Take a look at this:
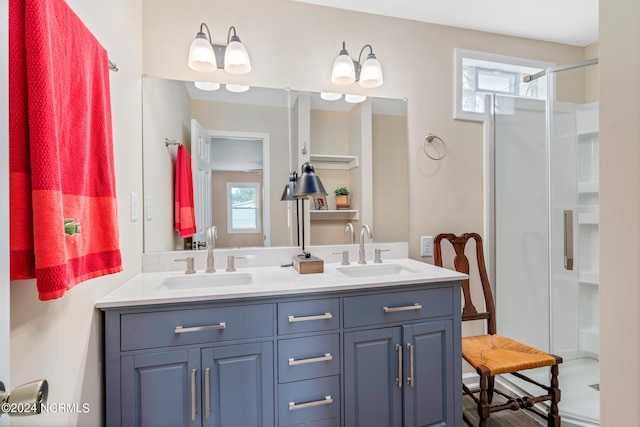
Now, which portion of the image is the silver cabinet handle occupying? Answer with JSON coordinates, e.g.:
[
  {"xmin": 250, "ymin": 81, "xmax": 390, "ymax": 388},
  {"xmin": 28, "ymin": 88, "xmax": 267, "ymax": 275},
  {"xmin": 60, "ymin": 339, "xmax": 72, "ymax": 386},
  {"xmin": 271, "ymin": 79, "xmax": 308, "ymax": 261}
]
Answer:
[
  {"xmin": 396, "ymin": 344, "xmax": 403, "ymax": 388},
  {"xmin": 205, "ymin": 368, "xmax": 211, "ymax": 420},
  {"xmin": 406, "ymin": 343, "xmax": 414, "ymax": 387},
  {"xmin": 288, "ymin": 353, "xmax": 333, "ymax": 366},
  {"xmin": 383, "ymin": 303, "xmax": 422, "ymax": 313},
  {"xmin": 288, "ymin": 395, "xmax": 333, "ymax": 411},
  {"xmin": 190, "ymin": 369, "xmax": 197, "ymax": 421},
  {"xmin": 174, "ymin": 323, "xmax": 226, "ymax": 333},
  {"xmin": 288, "ymin": 313, "xmax": 333, "ymax": 323},
  {"xmin": 564, "ymin": 210, "xmax": 574, "ymax": 270}
]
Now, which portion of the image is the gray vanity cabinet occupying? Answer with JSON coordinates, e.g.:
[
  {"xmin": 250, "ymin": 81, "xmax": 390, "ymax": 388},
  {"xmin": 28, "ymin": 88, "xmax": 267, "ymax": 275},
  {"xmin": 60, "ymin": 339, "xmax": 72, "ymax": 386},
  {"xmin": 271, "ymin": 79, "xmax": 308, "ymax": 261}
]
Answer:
[
  {"xmin": 201, "ymin": 342, "xmax": 274, "ymax": 427},
  {"xmin": 343, "ymin": 289, "xmax": 458, "ymax": 427},
  {"xmin": 120, "ymin": 348, "xmax": 201, "ymax": 427},
  {"xmin": 102, "ymin": 280, "xmax": 461, "ymax": 427}
]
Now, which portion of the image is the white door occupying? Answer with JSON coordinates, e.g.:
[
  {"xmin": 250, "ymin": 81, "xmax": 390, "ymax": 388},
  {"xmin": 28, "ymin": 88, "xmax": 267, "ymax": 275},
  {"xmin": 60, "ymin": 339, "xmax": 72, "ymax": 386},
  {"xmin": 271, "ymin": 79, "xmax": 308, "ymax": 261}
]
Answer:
[
  {"xmin": 191, "ymin": 119, "xmax": 213, "ymax": 247},
  {"xmin": 1, "ymin": 0, "xmax": 11, "ymax": 423}
]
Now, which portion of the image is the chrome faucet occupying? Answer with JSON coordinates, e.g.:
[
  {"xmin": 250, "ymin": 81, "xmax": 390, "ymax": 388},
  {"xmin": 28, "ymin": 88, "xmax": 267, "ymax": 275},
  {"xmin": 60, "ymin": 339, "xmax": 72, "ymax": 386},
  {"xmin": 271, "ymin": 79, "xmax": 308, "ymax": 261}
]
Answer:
[
  {"xmin": 358, "ymin": 224, "xmax": 373, "ymax": 264},
  {"xmin": 345, "ymin": 222, "xmax": 355, "ymax": 244},
  {"xmin": 226, "ymin": 255, "xmax": 246, "ymax": 272},
  {"xmin": 205, "ymin": 226, "xmax": 217, "ymax": 273}
]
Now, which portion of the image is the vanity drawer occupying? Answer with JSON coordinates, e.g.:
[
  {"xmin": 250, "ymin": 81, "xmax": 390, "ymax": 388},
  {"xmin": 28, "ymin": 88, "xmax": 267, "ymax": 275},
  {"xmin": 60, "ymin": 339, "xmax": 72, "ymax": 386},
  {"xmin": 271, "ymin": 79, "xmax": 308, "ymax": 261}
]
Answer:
[
  {"xmin": 278, "ymin": 376, "xmax": 340, "ymax": 427},
  {"xmin": 278, "ymin": 299, "xmax": 340, "ymax": 335},
  {"xmin": 343, "ymin": 287, "xmax": 453, "ymax": 328},
  {"xmin": 278, "ymin": 334, "xmax": 340, "ymax": 383},
  {"xmin": 120, "ymin": 304, "xmax": 273, "ymax": 351}
]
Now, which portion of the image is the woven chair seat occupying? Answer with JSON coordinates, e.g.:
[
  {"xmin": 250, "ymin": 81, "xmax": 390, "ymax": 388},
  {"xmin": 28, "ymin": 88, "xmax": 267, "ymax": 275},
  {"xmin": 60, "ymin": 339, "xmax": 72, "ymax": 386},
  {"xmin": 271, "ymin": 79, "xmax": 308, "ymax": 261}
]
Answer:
[{"xmin": 463, "ymin": 334, "xmax": 559, "ymax": 376}]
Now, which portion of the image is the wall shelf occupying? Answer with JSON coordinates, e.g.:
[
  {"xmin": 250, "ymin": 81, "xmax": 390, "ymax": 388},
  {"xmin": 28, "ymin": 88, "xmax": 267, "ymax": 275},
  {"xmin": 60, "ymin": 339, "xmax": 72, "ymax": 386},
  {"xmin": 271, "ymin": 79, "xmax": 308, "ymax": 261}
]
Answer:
[
  {"xmin": 310, "ymin": 154, "xmax": 359, "ymax": 170},
  {"xmin": 310, "ymin": 209, "xmax": 359, "ymax": 221}
]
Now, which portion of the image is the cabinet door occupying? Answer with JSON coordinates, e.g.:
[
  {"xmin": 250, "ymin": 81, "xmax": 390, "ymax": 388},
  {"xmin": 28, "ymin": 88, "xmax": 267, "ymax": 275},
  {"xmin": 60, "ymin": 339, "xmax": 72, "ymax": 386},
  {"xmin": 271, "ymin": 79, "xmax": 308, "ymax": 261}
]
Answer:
[
  {"xmin": 402, "ymin": 320, "xmax": 454, "ymax": 427},
  {"xmin": 344, "ymin": 328, "xmax": 402, "ymax": 427},
  {"xmin": 202, "ymin": 342, "xmax": 274, "ymax": 427},
  {"xmin": 121, "ymin": 349, "xmax": 201, "ymax": 427}
]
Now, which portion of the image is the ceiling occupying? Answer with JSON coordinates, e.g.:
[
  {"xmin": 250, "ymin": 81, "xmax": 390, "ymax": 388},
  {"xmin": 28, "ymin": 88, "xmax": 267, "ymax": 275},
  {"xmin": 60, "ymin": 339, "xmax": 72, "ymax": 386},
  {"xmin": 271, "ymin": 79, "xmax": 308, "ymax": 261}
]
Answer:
[{"xmin": 294, "ymin": 0, "xmax": 598, "ymax": 47}]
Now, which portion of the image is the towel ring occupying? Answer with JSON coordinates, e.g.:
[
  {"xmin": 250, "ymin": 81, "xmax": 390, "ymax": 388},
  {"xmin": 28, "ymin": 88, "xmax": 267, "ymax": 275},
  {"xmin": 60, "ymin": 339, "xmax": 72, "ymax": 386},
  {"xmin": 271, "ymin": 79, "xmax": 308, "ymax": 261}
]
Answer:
[
  {"xmin": 423, "ymin": 133, "xmax": 447, "ymax": 161},
  {"xmin": 165, "ymin": 138, "xmax": 180, "ymax": 147}
]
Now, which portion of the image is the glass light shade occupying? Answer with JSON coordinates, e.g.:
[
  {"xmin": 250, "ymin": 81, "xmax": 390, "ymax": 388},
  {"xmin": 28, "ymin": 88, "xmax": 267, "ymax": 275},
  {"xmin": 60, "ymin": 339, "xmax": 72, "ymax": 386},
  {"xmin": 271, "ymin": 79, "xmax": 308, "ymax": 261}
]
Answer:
[
  {"xmin": 195, "ymin": 81, "xmax": 221, "ymax": 91},
  {"xmin": 188, "ymin": 36, "xmax": 217, "ymax": 72},
  {"xmin": 344, "ymin": 94, "xmax": 367, "ymax": 104},
  {"xmin": 224, "ymin": 40, "xmax": 252, "ymax": 74},
  {"xmin": 359, "ymin": 55, "xmax": 384, "ymax": 88},
  {"xmin": 293, "ymin": 163, "xmax": 327, "ymax": 198},
  {"xmin": 332, "ymin": 53, "xmax": 356, "ymax": 85},
  {"xmin": 225, "ymin": 84, "xmax": 250, "ymax": 93},
  {"xmin": 320, "ymin": 92, "xmax": 342, "ymax": 101}
]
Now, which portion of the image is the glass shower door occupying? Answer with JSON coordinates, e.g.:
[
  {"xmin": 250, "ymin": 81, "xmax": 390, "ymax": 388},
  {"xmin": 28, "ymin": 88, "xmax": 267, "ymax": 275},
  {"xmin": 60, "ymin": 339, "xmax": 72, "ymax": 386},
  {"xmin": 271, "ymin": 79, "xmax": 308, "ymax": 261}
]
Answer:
[
  {"xmin": 493, "ymin": 95, "xmax": 550, "ymax": 352},
  {"xmin": 490, "ymin": 61, "xmax": 600, "ymax": 425}
]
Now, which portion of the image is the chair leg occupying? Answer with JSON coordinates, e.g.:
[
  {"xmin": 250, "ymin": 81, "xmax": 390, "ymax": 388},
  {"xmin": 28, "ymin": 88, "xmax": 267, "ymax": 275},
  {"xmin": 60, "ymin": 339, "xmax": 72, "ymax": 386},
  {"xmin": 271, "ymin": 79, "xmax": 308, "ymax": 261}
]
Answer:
[
  {"xmin": 477, "ymin": 368, "xmax": 491, "ymax": 427},
  {"xmin": 548, "ymin": 364, "xmax": 561, "ymax": 427},
  {"xmin": 487, "ymin": 375, "xmax": 495, "ymax": 404}
]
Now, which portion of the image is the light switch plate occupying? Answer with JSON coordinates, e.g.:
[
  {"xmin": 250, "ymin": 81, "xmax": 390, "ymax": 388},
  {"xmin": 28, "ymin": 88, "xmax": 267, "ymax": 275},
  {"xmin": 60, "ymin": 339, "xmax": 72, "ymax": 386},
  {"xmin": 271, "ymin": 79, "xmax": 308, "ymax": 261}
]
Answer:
[{"xmin": 130, "ymin": 193, "xmax": 138, "ymax": 222}]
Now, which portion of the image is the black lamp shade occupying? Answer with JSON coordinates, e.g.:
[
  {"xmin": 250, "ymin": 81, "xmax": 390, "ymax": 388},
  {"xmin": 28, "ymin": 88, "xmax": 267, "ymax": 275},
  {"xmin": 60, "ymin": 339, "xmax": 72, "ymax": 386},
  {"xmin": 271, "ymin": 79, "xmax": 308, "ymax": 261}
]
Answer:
[
  {"xmin": 280, "ymin": 183, "xmax": 295, "ymax": 201},
  {"xmin": 293, "ymin": 162, "xmax": 327, "ymax": 198}
]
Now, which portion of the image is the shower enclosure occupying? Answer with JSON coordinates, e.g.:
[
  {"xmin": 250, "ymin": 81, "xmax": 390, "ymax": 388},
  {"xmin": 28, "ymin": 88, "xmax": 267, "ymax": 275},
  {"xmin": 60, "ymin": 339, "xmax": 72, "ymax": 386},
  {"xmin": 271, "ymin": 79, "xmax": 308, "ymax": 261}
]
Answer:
[{"xmin": 484, "ymin": 59, "xmax": 599, "ymax": 426}]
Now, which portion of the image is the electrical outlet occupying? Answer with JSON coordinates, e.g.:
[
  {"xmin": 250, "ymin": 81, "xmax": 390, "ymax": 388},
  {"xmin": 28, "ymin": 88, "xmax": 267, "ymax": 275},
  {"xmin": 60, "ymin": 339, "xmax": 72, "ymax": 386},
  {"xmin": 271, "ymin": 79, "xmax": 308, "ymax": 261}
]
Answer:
[
  {"xmin": 421, "ymin": 236, "xmax": 434, "ymax": 257},
  {"xmin": 130, "ymin": 193, "xmax": 138, "ymax": 222}
]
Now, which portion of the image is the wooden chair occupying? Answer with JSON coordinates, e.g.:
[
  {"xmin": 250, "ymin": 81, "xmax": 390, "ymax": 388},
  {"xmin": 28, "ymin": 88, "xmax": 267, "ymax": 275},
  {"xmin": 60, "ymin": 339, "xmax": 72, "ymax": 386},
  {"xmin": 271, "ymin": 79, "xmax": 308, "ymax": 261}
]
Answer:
[{"xmin": 434, "ymin": 233, "xmax": 562, "ymax": 427}]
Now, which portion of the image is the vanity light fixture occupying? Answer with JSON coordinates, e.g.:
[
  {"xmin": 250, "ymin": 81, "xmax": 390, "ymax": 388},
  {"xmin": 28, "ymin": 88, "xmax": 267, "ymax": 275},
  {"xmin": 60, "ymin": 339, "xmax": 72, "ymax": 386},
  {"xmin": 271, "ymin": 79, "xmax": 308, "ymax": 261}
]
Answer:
[
  {"xmin": 188, "ymin": 23, "xmax": 251, "ymax": 74},
  {"xmin": 194, "ymin": 81, "xmax": 221, "ymax": 91},
  {"xmin": 331, "ymin": 41, "xmax": 383, "ymax": 88},
  {"xmin": 225, "ymin": 84, "xmax": 250, "ymax": 93},
  {"xmin": 344, "ymin": 94, "xmax": 367, "ymax": 104},
  {"xmin": 320, "ymin": 92, "xmax": 342, "ymax": 101}
]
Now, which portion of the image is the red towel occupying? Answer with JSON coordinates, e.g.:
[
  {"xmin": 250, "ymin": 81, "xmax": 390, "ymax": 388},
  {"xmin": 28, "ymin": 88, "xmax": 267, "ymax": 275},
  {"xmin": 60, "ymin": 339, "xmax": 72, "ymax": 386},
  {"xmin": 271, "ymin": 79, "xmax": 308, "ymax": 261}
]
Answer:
[
  {"xmin": 175, "ymin": 145, "xmax": 196, "ymax": 238},
  {"xmin": 9, "ymin": 0, "xmax": 123, "ymax": 300}
]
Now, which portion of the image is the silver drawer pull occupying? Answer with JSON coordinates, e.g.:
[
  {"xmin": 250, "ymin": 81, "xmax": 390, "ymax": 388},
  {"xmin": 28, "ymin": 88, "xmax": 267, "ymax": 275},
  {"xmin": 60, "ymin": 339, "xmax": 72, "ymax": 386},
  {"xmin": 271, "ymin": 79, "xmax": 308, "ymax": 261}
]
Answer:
[
  {"xmin": 288, "ymin": 353, "xmax": 333, "ymax": 366},
  {"xmin": 383, "ymin": 303, "xmax": 422, "ymax": 313},
  {"xmin": 288, "ymin": 395, "xmax": 333, "ymax": 411},
  {"xmin": 190, "ymin": 369, "xmax": 197, "ymax": 421},
  {"xmin": 175, "ymin": 323, "xmax": 226, "ymax": 333},
  {"xmin": 288, "ymin": 312, "xmax": 333, "ymax": 323}
]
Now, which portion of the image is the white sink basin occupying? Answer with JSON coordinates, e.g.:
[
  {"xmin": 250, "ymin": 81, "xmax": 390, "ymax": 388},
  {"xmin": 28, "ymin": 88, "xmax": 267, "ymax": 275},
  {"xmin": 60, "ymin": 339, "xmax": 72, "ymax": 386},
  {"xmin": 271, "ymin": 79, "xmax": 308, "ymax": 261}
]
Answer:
[
  {"xmin": 336, "ymin": 263, "xmax": 417, "ymax": 278},
  {"xmin": 159, "ymin": 272, "xmax": 253, "ymax": 290}
]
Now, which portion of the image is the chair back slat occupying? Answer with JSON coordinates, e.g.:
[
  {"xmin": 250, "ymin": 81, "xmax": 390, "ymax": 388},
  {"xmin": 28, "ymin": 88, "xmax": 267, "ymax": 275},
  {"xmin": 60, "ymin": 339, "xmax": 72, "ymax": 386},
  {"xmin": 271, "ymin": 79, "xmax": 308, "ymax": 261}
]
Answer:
[{"xmin": 434, "ymin": 233, "xmax": 497, "ymax": 335}]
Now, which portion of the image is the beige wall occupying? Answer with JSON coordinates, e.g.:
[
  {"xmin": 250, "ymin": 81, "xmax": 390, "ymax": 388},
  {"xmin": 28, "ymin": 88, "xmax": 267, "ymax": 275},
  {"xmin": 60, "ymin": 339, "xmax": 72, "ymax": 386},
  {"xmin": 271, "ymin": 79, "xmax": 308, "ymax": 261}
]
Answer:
[
  {"xmin": 212, "ymin": 170, "xmax": 264, "ymax": 247},
  {"xmin": 600, "ymin": 0, "xmax": 640, "ymax": 423},
  {"xmin": 7, "ymin": 0, "xmax": 638, "ymax": 424},
  {"xmin": 9, "ymin": 0, "xmax": 143, "ymax": 426}
]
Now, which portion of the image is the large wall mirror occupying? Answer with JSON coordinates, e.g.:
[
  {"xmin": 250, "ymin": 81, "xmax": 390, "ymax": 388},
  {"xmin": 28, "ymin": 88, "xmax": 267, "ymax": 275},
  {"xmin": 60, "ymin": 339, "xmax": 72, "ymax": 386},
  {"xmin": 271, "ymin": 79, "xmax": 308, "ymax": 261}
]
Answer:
[{"xmin": 142, "ymin": 76, "xmax": 408, "ymax": 252}]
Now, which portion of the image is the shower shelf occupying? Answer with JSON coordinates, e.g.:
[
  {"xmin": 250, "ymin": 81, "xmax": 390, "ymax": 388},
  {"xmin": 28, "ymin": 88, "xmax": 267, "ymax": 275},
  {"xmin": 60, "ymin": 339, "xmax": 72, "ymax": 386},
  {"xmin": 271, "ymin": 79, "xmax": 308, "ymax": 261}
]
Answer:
[
  {"xmin": 578, "ymin": 213, "xmax": 599, "ymax": 225},
  {"xmin": 579, "ymin": 271, "xmax": 599, "ymax": 285},
  {"xmin": 577, "ymin": 182, "xmax": 599, "ymax": 193}
]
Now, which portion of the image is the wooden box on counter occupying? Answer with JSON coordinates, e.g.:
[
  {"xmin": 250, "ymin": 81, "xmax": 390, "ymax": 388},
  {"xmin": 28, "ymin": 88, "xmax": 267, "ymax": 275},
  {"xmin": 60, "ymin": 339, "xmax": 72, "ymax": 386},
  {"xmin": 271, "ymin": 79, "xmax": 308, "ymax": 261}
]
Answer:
[{"xmin": 292, "ymin": 254, "xmax": 324, "ymax": 274}]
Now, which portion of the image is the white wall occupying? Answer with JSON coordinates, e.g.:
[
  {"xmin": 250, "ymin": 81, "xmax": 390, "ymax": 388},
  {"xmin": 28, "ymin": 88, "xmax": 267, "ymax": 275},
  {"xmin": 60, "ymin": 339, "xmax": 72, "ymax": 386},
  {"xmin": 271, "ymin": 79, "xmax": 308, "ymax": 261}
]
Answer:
[
  {"xmin": 8, "ymin": 0, "xmax": 143, "ymax": 426},
  {"xmin": 599, "ymin": 0, "xmax": 640, "ymax": 423}
]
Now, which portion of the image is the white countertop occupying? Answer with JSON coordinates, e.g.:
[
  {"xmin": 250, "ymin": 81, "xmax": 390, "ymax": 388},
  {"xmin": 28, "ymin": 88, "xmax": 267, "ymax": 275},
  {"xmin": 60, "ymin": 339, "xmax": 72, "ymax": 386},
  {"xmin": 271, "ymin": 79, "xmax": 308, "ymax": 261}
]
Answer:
[{"xmin": 95, "ymin": 258, "xmax": 467, "ymax": 309}]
